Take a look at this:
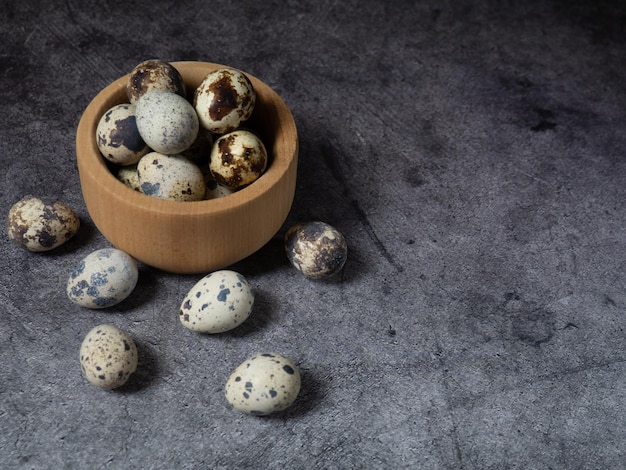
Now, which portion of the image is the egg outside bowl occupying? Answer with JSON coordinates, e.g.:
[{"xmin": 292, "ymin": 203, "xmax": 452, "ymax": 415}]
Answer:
[{"xmin": 76, "ymin": 61, "xmax": 298, "ymax": 274}]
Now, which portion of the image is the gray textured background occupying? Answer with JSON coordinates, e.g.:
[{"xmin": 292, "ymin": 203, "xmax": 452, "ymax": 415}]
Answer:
[{"xmin": 1, "ymin": 0, "xmax": 626, "ymax": 468}]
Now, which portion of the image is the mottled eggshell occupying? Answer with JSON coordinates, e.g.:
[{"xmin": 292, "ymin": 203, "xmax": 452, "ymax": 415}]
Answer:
[
  {"xmin": 194, "ymin": 67, "xmax": 256, "ymax": 134},
  {"xmin": 284, "ymin": 221, "xmax": 348, "ymax": 279},
  {"xmin": 204, "ymin": 177, "xmax": 236, "ymax": 200},
  {"xmin": 67, "ymin": 248, "xmax": 139, "ymax": 309},
  {"xmin": 116, "ymin": 164, "xmax": 142, "ymax": 192},
  {"xmin": 79, "ymin": 324, "xmax": 138, "ymax": 389},
  {"xmin": 6, "ymin": 196, "xmax": 80, "ymax": 252},
  {"xmin": 135, "ymin": 90, "xmax": 199, "ymax": 155},
  {"xmin": 179, "ymin": 270, "xmax": 254, "ymax": 333},
  {"xmin": 225, "ymin": 353, "xmax": 301, "ymax": 416},
  {"xmin": 126, "ymin": 59, "xmax": 186, "ymax": 104},
  {"xmin": 137, "ymin": 152, "xmax": 205, "ymax": 202},
  {"xmin": 210, "ymin": 130, "xmax": 267, "ymax": 190},
  {"xmin": 96, "ymin": 103, "xmax": 149, "ymax": 165}
]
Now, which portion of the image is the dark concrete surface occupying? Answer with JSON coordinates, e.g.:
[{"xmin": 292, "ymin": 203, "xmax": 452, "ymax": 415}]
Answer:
[{"xmin": 2, "ymin": 1, "xmax": 626, "ymax": 468}]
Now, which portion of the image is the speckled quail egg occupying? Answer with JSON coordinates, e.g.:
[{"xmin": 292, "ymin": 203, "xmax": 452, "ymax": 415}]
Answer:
[
  {"xmin": 210, "ymin": 130, "xmax": 267, "ymax": 189},
  {"xmin": 137, "ymin": 152, "xmax": 205, "ymax": 201},
  {"xmin": 96, "ymin": 103, "xmax": 149, "ymax": 165},
  {"xmin": 204, "ymin": 177, "xmax": 236, "ymax": 200},
  {"xmin": 199, "ymin": 165, "xmax": 236, "ymax": 200},
  {"xmin": 79, "ymin": 324, "xmax": 138, "ymax": 389},
  {"xmin": 116, "ymin": 164, "xmax": 142, "ymax": 192},
  {"xmin": 225, "ymin": 352, "xmax": 301, "ymax": 416},
  {"xmin": 126, "ymin": 59, "xmax": 186, "ymax": 104},
  {"xmin": 67, "ymin": 248, "xmax": 139, "ymax": 309},
  {"xmin": 179, "ymin": 270, "xmax": 254, "ymax": 333},
  {"xmin": 194, "ymin": 67, "xmax": 256, "ymax": 134},
  {"xmin": 285, "ymin": 221, "xmax": 348, "ymax": 279},
  {"xmin": 135, "ymin": 90, "xmax": 199, "ymax": 155},
  {"xmin": 6, "ymin": 196, "xmax": 80, "ymax": 252}
]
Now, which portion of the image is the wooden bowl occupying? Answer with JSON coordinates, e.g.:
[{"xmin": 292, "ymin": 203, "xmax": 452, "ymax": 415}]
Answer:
[{"xmin": 75, "ymin": 61, "xmax": 298, "ymax": 274}]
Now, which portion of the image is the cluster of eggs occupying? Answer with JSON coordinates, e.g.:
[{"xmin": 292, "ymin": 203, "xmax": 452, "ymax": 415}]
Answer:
[
  {"xmin": 96, "ymin": 59, "xmax": 268, "ymax": 202},
  {"xmin": 6, "ymin": 59, "xmax": 350, "ymax": 417},
  {"xmin": 71, "ymin": 259, "xmax": 303, "ymax": 414},
  {"xmin": 6, "ymin": 193, "xmax": 346, "ymax": 415}
]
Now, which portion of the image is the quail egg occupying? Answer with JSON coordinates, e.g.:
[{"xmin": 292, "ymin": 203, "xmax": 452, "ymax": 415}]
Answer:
[
  {"xmin": 135, "ymin": 90, "xmax": 199, "ymax": 155},
  {"xmin": 284, "ymin": 221, "xmax": 348, "ymax": 279},
  {"xmin": 96, "ymin": 103, "xmax": 149, "ymax": 166},
  {"xmin": 79, "ymin": 324, "xmax": 138, "ymax": 389},
  {"xmin": 194, "ymin": 67, "xmax": 256, "ymax": 134},
  {"xmin": 225, "ymin": 352, "xmax": 301, "ymax": 416},
  {"xmin": 210, "ymin": 130, "xmax": 267, "ymax": 190},
  {"xmin": 204, "ymin": 177, "xmax": 236, "ymax": 200},
  {"xmin": 137, "ymin": 152, "xmax": 205, "ymax": 201},
  {"xmin": 6, "ymin": 196, "xmax": 80, "ymax": 252},
  {"xmin": 126, "ymin": 59, "xmax": 186, "ymax": 104},
  {"xmin": 116, "ymin": 164, "xmax": 142, "ymax": 192},
  {"xmin": 67, "ymin": 248, "xmax": 139, "ymax": 309},
  {"xmin": 179, "ymin": 270, "xmax": 254, "ymax": 333}
]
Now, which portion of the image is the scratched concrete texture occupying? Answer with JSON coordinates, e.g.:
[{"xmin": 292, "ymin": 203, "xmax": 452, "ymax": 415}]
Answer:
[{"xmin": 1, "ymin": 0, "xmax": 625, "ymax": 468}]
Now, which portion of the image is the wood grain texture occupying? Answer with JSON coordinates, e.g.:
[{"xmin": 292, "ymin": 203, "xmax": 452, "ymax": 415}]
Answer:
[{"xmin": 75, "ymin": 62, "xmax": 298, "ymax": 274}]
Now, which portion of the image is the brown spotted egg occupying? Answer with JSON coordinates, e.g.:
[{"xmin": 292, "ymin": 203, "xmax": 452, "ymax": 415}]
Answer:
[
  {"xmin": 179, "ymin": 270, "xmax": 254, "ymax": 333},
  {"xmin": 137, "ymin": 152, "xmax": 205, "ymax": 201},
  {"xmin": 96, "ymin": 103, "xmax": 149, "ymax": 166},
  {"xmin": 135, "ymin": 90, "xmax": 199, "ymax": 155},
  {"xmin": 225, "ymin": 352, "xmax": 301, "ymax": 416},
  {"xmin": 199, "ymin": 164, "xmax": 236, "ymax": 200},
  {"xmin": 210, "ymin": 130, "xmax": 267, "ymax": 190},
  {"xmin": 194, "ymin": 67, "xmax": 256, "ymax": 134},
  {"xmin": 79, "ymin": 324, "xmax": 138, "ymax": 389},
  {"xmin": 126, "ymin": 59, "xmax": 186, "ymax": 104},
  {"xmin": 204, "ymin": 177, "xmax": 236, "ymax": 200},
  {"xmin": 6, "ymin": 196, "xmax": 80, "ymax": 252},
  {"xmin": 284, "ymin": 221, "xmax": 348, "ymax": 279}
]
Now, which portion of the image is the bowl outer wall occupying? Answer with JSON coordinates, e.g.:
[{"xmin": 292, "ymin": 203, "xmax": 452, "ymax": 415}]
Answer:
[{"xmin": 75, "ymin": 61, "xmax": 298, "ymax": 274}]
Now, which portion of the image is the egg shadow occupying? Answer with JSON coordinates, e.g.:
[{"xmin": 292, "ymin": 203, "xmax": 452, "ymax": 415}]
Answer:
[
  {"xmin": 109, "ymin": 264, "xmax": 159, "ymax": 312},
  {"xmin": 117, "ymin": 337, "xmax": 160, "ymax": 393},
  {"xmin": 230, "ymin": 236, "xmax": 289, "ymax": 277},
  {"xmin": 219, "ymin": 288, "xmax": 276, "ymax": 338},
  {"xmin": 333, "ymin": 243, "xmax": 365, "ymax": 284},
  {"xmin": 261, "ymin": 366, "xmax": 327, "ymax": 419}
]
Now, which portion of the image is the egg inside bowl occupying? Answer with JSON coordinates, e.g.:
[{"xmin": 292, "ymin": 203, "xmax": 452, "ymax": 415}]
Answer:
[{"xmin": 75, "ymin": 61, "xmax": 298, "ymax": 274}]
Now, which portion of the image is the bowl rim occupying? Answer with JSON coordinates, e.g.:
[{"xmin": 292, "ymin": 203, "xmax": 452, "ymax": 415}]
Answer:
[{"xmin": 76, "ymin": 60, "xmax": 297, "ymax": 218}]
